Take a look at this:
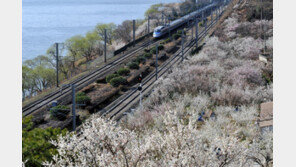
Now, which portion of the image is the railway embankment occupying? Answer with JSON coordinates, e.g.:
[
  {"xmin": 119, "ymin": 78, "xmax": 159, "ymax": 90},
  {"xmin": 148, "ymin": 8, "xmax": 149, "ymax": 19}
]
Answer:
[
  {"xmin": 24, "ymin": 1, "xmax": 229, "ymax": 130},
  {"xmin": 29, "ymin": 28, "xmax": 197, "ymax": 129}
]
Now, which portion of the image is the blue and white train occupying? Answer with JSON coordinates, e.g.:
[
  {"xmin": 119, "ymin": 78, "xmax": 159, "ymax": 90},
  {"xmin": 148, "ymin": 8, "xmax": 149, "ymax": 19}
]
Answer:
[{"xmin": 153, "ymin": 1, "xmax": 223, "ymax": 38}]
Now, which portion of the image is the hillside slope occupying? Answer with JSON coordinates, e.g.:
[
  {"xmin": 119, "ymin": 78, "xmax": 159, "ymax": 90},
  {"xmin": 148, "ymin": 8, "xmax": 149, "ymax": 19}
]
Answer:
[{"xmin": 41, "ymin": 1, "xmax": 273, "ymax": 166}]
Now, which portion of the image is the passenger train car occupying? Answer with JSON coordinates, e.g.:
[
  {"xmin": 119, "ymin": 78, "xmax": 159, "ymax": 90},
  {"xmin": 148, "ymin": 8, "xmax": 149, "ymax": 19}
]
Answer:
[{"xmin": 153, "ymin": 1, "xmax": 221, "ymax": 38}]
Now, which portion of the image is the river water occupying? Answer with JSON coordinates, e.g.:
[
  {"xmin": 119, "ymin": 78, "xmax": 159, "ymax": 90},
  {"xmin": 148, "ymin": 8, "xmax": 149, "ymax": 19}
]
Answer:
[{"xmin": 22, "ymin": 0, "xmax": 179, "ymax": 61}]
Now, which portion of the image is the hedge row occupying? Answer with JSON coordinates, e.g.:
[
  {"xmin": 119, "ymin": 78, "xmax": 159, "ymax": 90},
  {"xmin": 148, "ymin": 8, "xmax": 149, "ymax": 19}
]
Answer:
[
  {"xmin": 106, "ymin": 73, "xmax": 120, "ymax": 83},
  {"xmin": 150, "ymin": 44, "xmax": 164, "ymax": 54},
  {"xmin": 127, "ymin": 62, "xmax": 139, "ymax": 69},
  {"xmin": 117, "ymin": 67, "xmax": 130, "ymax": 76},
  {"xmin": 144, "ymin": 52, "xmax": 152, "ymax": 59},
  {"xmin": 173, "ymin": 33, "xmax": 181, "ymax": 40},
  {"xmin": 50, "ymin": 105, "xmax": 70, "ymax": 120},
  {"xmin": 75, "ymin": 92, "xmax": 91, "ymax": 105},
  {"xmin": 110, "ymin": 76, "xmax": 127, "ymax": 87},
  {"xmin": 160, "ymin": 38, "xmax": 172, "ymax": 45}
]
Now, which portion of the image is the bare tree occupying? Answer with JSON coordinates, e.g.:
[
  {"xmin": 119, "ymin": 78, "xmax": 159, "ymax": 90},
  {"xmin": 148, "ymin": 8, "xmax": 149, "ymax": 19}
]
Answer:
[{"xmin": 115, "ymin": 20, "xmax": 133, "ymax": 43}]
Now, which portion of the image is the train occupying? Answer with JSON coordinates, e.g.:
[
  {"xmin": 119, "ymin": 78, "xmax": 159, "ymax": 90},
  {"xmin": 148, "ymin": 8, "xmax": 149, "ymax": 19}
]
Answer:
[{"xmin": 153, "ymin": 1, "xmax": 222, "ymax": 38}]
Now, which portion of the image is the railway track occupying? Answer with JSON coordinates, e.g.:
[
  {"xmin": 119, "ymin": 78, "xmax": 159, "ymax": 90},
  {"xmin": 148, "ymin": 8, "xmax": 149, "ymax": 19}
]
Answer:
[
  {"xmin": 72, "ymin": 2, "xmax": 231, "ymax": 134},
  {"xmin": 22, "ymin": 36, "xmax": 159, "ymax": 116},
  {"xmin": 101, "ymin": 11, "xmax": 223, "ymax": 121}
]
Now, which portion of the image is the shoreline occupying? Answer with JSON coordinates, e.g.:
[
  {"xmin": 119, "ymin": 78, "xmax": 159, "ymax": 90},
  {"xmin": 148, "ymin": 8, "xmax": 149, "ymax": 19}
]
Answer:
[{"xmin": 22, "ymin": 0, "xmax": 178, "ymax": 62}]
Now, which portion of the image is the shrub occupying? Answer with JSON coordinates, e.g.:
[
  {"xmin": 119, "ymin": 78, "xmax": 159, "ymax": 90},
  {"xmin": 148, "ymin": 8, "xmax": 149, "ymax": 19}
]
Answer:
[
  {"xmin": 75, "ymin": 92, "xmax": 91, "ymax": 105},
  {"xmin": 96, "ymin": 77, "xmax": 106, "ymax": 84},
  {"xmin": 22, "ymin": 115, "xmax": 34, "ymax": 131},
  {"xmin": 190, "ymin": 48, "xmax": 198, "ymax": 55},
  {"xmin": 50, "ymin": 105, "xmax": 70, "ymax": 120},
  {"xmin": 199, "ymin": 22, "xmax": 203, "ymax": 27},
  {"xmin": 226, "ymin": 64, "xmax": 264, "ymax": 88},
  {"xmin": 233, "ymin": 20, "xmax": 273, "ymax": 39},
  {"xmin": 262, "ymin": 73, "xmax": 272, "ymax": 85},
  {"xmin": 150, "ymin": 44, "xmax": 164, "ymax": 54},
  {"xmin": 211, "ymin": 85, "xmax": 259, "ymax": 106},
  {"xmin": 228, "ymin": 37, "xmax": 263, "ymax": 59},
  {"xmin": 127, "ymin": 62, "xmax": 139, "ymax": 69},
  {"xmin": 161, "ymin": 38, "xmax": 171, "ymax": 44},
  {"xmin": 22, "ymin": 117, "xmax": 67, "ymax": 167},
  {"xmin": 144, "ymin": 48, "xmax": 150, "ymax": 53},
  {"xmin": 177, "ymin": 30, "xmax": 183, "ymax": 35},
  {"xmin": 158, "ymin": 44, "xmax": 164, "ymax": 50},
  {"xmin": 150, "ymin": 47, "xmax": 157, "ymax": 54},
  {"xmin": 131, "ymin": 58, "xmax": 140, "ymax": 65},
  {"xmin": 165, "ymin": 42, "xmax": 178, "ymax": 54},
  {"xmin": 110, "ymin": 76, "xmax": 127, "ymax": 87},
  {"xmin": 261, "ymin": 63, "xmax": 273, "ymax": 84},
  {"xmin": 135, "ymin": 56, "xmax": 146, "ymax": 64},
  {"xmin": 144, "ymin": 52, "xmax": 152, "ymax": 59},
  {"xmin": 117, "ymin": 67, "xmax": 130, "ymax": 76},
  {"xmin": 246, "ymin": 1, "xmax": 273, "ymax": 21},
  {"xmin": 106, "ymin": 73, "xmax": 120, "ymax": 83},
  {"xmin": 173, "ymin": 33, "xmax": 181, "ymax": 40}
]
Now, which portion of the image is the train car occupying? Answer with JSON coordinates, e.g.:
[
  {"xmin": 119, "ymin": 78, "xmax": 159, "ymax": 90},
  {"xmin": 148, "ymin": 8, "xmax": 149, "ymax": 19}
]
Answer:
[
  {"xmin": 152, "ymin": 2, "xmax": 219, "ymax": 38},
  {"xmin": 153, "ymin": 26, "xmax": 165, "ymax": 38}
]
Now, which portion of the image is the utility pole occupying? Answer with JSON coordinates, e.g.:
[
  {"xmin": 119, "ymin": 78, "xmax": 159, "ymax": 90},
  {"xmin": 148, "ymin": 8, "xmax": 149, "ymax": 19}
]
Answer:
[
  {"xmin": 187, "ymin": 19, "xmax": 190, "ymax": 27},
  {"xmin": 140, "ymin": 82, "xmax": 142, "ymax": 108},
  {"xmin": 216, "ymin": 5, "xmax": 219, "ymax": 20},
  {"xmin": 202, "ymin": 11, "xmax": 204, "ymax": 23},
  {"xmin": 155, "ymin": 43, "xmax": 158, "ymax": 80},
  {"xmin": 211, "ymin": 7, "xmax": 213, "ymax": 23},
  {"xmin": 215, "ymin": 7, "xmax": 218, "ymax": 20},
  {"xmin": 217, "ymin": 5, "xmax": 219, "ymax": 17},
  {"xmin": 182, "ymin": 29, "xmax": 184, "ymax": 61},
  {"xmin": 169, "ymin": 27, "xmax": 171, "ymax": 40},
  {"xmin": 138, "ymin": 74, "xmax": 143, "ymax": 109},
  {"xmin": 133, "ymin": 19, "xmax": 135, "ymax": 47},
  {"xmin": 162, "ymin": 11, "xmax": 164, "ymax": 26},
  {"xmin": 54, "ymin": 42, "xmax": 64, "ymax": 87},
  {"xmin": 196, "ymin": 18, "xmax": 199, "ymax": 50},
  {"xmin": 55, "ymin": 43, "xmax": 59, "ymax": 87},
  {"xmin": 205, "ymin": 17, "xmax": 207, "ymax": 32},
  {"xmin": 60, "ymin": 83, "xmax": 86, "ymax": 131},
  {"xmin": 192, "ymin": 21, "xmax": 194, "ymax": 39},
  {"xmin": 104, "ymin": 29, "xmax": 107, "ymax": 63},
  {"xmin": 148, "ymin": 16, "xmax": 150, "ymax": 34},
  {"xmin": 72, "ymin": 84, "xmax": 76, "ymax": 131}
]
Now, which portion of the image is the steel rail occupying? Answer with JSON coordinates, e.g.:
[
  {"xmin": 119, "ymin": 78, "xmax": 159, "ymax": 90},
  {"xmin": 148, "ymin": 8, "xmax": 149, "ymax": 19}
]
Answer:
[
  {"xmin": 104, "ymin": 13, "xmax": 221, "ymax": 120},
  {"xmin": 22, "ymin": 38, "xmax": 159, "ymax": 116}
]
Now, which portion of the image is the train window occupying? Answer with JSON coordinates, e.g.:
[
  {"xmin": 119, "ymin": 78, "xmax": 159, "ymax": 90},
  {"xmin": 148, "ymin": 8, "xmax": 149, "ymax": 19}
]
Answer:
[{"xmin": 154, "ymin": 26, "xmax": 164, "ymax": 33}]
